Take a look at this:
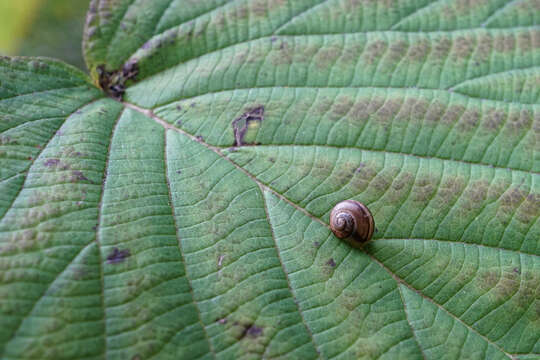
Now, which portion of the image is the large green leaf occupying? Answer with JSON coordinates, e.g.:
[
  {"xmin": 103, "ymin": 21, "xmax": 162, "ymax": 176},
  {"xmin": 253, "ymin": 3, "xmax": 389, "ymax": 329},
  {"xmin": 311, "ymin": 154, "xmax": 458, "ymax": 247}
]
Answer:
[{"xmin": 1, "ymin": 0, "xmax": 539, "ymax": 359}]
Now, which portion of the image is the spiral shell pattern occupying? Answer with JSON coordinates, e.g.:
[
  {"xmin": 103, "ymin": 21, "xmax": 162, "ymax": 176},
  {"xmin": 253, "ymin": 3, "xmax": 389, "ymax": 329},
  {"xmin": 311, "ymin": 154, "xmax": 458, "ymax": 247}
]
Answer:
[{"xmin": 330, "ymin": 200, "xmax": 374, "ymax": 245}]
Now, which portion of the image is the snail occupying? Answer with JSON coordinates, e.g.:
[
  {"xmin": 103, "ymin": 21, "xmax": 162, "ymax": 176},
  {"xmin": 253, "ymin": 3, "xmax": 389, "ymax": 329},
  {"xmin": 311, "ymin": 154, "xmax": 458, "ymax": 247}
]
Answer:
[{"xmin": 330, "ymin": 200, "xmax": 374, "ymax": 245}]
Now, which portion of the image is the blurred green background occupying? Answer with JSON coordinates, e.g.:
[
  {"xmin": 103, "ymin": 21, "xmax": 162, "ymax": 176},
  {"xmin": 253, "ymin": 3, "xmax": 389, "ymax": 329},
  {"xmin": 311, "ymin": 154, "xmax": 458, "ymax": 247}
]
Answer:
[{"xmin": 0, "ymin": 0, "xmax": 90, "ymax": 69}]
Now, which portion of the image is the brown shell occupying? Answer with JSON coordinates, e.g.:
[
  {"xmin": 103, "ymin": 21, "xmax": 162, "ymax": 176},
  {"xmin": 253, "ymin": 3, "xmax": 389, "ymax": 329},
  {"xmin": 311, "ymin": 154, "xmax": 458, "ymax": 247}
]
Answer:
[{"xmin": 330, "ymin": 200, "xmax": 374, "ymax": 244}]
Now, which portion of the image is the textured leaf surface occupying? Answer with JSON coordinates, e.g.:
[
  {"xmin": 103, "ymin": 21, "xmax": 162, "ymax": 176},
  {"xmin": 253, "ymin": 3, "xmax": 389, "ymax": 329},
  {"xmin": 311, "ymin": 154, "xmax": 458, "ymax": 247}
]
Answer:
[{"xmin": 1, "ymin": 0, "xmax": 539, "ymax": 359}]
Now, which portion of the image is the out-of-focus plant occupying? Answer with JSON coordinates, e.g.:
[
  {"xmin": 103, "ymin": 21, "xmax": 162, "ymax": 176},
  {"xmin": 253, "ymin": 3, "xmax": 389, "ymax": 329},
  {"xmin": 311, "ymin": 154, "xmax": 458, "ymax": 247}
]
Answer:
[{"xmin": 0, "ymin": 0, "xmax": 89, "ymax": 68}]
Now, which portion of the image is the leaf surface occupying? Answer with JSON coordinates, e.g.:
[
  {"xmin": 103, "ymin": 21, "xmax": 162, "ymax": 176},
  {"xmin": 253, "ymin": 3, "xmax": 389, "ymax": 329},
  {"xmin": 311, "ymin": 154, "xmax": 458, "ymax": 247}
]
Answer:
[{"xmin": 1, "ymin": 0, "xmax": 539, "ymax": 359}]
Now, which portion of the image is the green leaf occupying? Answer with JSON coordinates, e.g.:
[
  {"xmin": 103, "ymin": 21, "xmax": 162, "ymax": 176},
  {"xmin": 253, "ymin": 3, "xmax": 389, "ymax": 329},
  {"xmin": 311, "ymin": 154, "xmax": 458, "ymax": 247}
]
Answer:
[{"xmin": 1, "ymin": 1, "xmax": 539, "ymax": 359}]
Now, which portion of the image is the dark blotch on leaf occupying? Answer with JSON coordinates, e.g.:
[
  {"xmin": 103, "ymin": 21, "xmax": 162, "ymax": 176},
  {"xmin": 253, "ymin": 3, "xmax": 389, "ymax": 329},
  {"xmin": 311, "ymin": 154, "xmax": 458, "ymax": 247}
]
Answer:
[
  {"xmin": 72, "ymin": 171, "xmax": 90, "ymax": 183},
  {"xmin": 44, "ymin": 159, "xmax": 61, "ymax": 167},
  {"xmin": 233, "ymin": 106, "xmax": 264, "ymax": 146},
  {"xmin": 326, "ymin": 258, "xmax": 336, "ymax": 267},
  {"xmin": 239, "ymin": 324, "xmax": 263, "ymax": 339},
  {"xmin": 97, "ymin": 60, "xmax": 139, "ymax": 100},
  {"xmin": 107, "ymin": 248, "xmax": 131, "ymax": 264}
]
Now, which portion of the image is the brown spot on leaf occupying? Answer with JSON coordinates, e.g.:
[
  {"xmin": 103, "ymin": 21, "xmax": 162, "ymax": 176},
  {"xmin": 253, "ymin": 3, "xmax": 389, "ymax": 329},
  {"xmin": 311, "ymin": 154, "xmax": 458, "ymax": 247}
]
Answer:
[
  {"xmin": 364, "ymin": 40, "xmax": 388, "ymax": 64},
  {"xmin": 458, "ymin": 109, "xmax": 481, "ymax": 131},
  {"xmin": 425, "ymin": 101, "xmax": 446, "ymax": 123},
  {"xmin": 434, "ymin": 37, "xmax": 452, "ymax": 58},
  {"xmin": 442, "ymin": 105, "xmax": 466, "ymax": 125},
  {"xmin": 341, "ymin": 43, "xmax": 365, "ymax": 64},
  {"xmin": 272, "ymin": 40, "xmax": 293, "ymax": 65},
  {"xmin": 232, "ymin": 106, "xmax": 264, "ymax": 146},
  {"xmin": 453, "ymin": 36, "xmax": 475, "ymax": 59},
  {"xmin": 408, "ymin": 40, "xmax": 429, "ymax": 61},
  {"xmin": 331, "ymin": 96, "xmax": 354, "ymax": 119},
  {"xmin": 351, "ymin": 163, "xmax": 378, "ymax": 192},
  {"xmin": 484, "ymin": 109, "xmax": 506, "ymax": 130},
  {"xmin": 494, "ymin": 34, "xmax": 516, "ymax": 53},
  {"xmin": 252, "ymin": 0, "xmax": 286, "ymax": 16},
  {"xmin": 392, "ymin": 172, "xmax": 414, "ymax": 192},
  {"xmin": 326, "ymin": 258, "xmax": 336, "ymax": 267},
  {"xmin": 475, "ymin": 34, "xmax": 493, "ymax": 61},
  {"xmin": 373, "ymin": 173, "xmax": 393, "ymax": 192},
  {"xmin": 44, "ymin": 159, "xmax": 61, "ymax": 167},
  {"xmin": 350, "ymin": 99, "xmax": 374, "ymax": 121},
  {"xmin": 495, "ymin": 271, "xmax": 521, "ymax": 299},
  {"xmin": 315, "ymin": 46, "xmax": 342, "ymax": 68},
  {"xmin": 141, "ymin": 26, "xmax": 183, "ymax": 51},
  {"xmin": 71, "ymin": 171, "xmax": 90, "ymax": 183},
  {"xmin": 106, "ymin": 248, "xmax": 131, "ymax": 264},
  {"xmin": 517, "ymin": 30, "xmax": 537, "ymax": 52},
  {"xmin": 478, "ymin": 268, "xmax": 537, "ymax": 316},
  {"xmin": 97, "ymin": 60, "xmax": 139, "ymax": 100},
  {"xmin": 389, "ymin": 40, "xmax": 407, "ymax": 60},
  {"xmin": 412, "ymin": 99, "xmax": 430, "ymax": 118},
  {"xmin": 510, "ymin": 109, "xmax": 533, "ymax": 131},
  {"xmin": 375, "ymin": 99, "xmax": 401, "ymax": 123},
  {"xmin": 461, "ymin": 0, "xmax": 489, "ymax": 10},
  {"xmin": 413, "ymin": 177, "xmax": 437, "ymax": 202},
  {"xmin": 478, "ymin": 270, "xmax": 499, "ymax": 291},
  {"xmin": 517, "ymin": 193, "xmax": 540, "ymax": 224},
  {"xmin": 237, "ymin": 324, "xmax": 264, "ymax": 339},
  {"xmin": 437, "ymin": 176, "xmax": 467, "ymax": 205},
  {"xmin": 461, "ymin": 180, "xmax": 490, "ymax": 210},
  {"xmin": 501, "ymin": 187, "xmax": 527, "ymax": 206}
]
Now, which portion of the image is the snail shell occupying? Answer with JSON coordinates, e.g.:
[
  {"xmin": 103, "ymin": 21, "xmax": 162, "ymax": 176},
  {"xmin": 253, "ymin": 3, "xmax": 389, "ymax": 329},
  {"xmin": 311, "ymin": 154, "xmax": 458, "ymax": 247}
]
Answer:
[{"xmin": 330, "ymin": 200, "xmax": 374, "ymax": 244}]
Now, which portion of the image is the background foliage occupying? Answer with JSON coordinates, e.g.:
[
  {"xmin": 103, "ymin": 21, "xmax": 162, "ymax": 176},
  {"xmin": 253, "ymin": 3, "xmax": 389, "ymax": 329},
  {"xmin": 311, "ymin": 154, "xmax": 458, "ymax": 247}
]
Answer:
[{"xmin": 0, "ymin": 0, "xmax": 89, "ymax": 69}]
